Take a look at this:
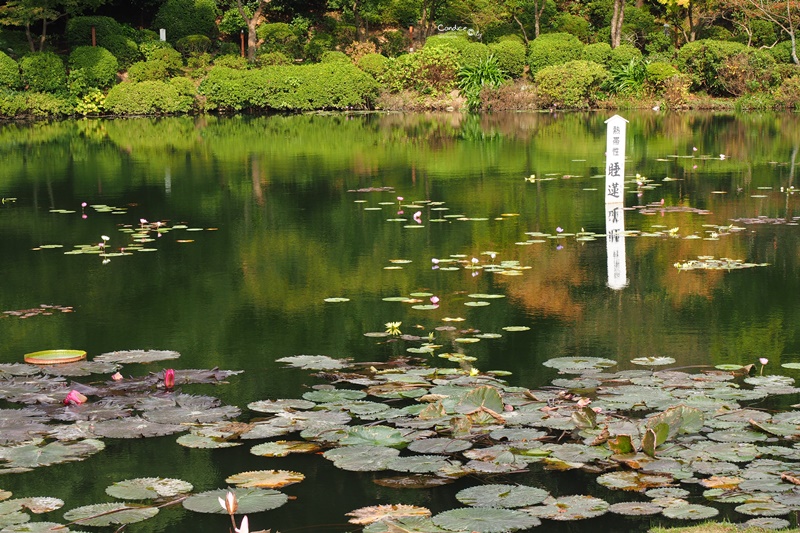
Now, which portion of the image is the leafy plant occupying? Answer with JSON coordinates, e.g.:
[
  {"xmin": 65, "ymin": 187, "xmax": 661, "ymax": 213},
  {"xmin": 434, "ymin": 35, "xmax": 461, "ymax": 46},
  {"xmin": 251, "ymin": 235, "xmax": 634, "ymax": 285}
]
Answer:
[
  {"xmin": 0, "ymin": 51, "xmax": 21, "ymax": 89},
  {"xmin": 603, "ymin": 58, "xmax": 648, "ymax": 96},
  {"xmin": 458, "ymin": 55, "xmax": 507, "ymax": 112},
  {"xmin": 68, "ymin": 46, "xmax": 118, "ymax": 89},
  {"xmin": 19, "ymin": 52, "xmax": 66, "ymax": 93},
  {"xmin": 534, "ymin": 59, "xmax": 608, "ymax": 109}
]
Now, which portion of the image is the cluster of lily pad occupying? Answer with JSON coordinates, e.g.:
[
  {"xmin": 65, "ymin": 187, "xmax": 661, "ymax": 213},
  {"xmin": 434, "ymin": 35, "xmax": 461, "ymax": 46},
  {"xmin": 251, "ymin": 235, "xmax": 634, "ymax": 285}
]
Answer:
[
  {"xmin": 1, "ymin": 305, "xmax": 73, "ymax": 320},
  {"xmin": 673, "ymin": 257, "xmax": 770, "ymax": 271}
]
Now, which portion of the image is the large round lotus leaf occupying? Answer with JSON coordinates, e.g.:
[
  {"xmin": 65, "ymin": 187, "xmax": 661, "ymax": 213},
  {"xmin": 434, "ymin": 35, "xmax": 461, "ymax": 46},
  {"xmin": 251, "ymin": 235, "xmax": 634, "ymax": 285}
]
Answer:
[
  {"xmin": 0, "ymin": 364, "xmax": 40, "ymax": 377},
  {"xmin": 706, "ymin": 429, "xmax": 767, "ymax": 443},
  {"xmin": 702, "ymin": 488, "xmax": 751, "ymax": 504},
  {"xmin": 0, "ymin": 490, "xmax": 11, "ymax": 501},
  {"xmin": 0, "ymin": 511, "xmax": 29, "ymax": 529},
  {"xmin": 385, "ymin": 455, "xmax": 455, "ymax": 474},
  {"xmin": 542, "ymin": 357, "xmax": 616, "ymax": 372},
  {"xmin": 362, "ymin": 516, "xmax": 452, "ymax": 533},
  {"xmin": 105, "ymin": 477, "xmax": 193, "ymax": 500},
  {"xmin": 661, "ymin": 504, "xmax": 719, "ymax": 520},
  {"xmin": 250, "ymin": 441, "xmax": 321, "ymax": 457},
  {"xmin": 302, "ymin": 389, "xmax": 366, "ymax": 403},
  {"xmin": 432, "ymin": 507, "xmax": 540, "ymax": 532},
  {"xmin": 608, "ymin": 502, "xmax": 663, "ymax": 515},
  {"xmin": 23, "ymin": 350, "xmax": 86, "ymax": 365},
  {"xmin": 596, "ymin": 471, "xmax": 673, "ymax": 492},
  {"xmin": 275, "ymin": 355, "xmax": 351, "ymax": 370},
  {"xmin": 744, "ymin": 517, "xmax": 791, "ymax": 530},
  {"xmin": 323, "ymin": 445, "xmax": 400, "ymax": 471},
  {"xmin": 645, "ymin": 487, "xmax": 689, "ymax": 499},
  {"xmin": 489, "ymin": 428, "xmax": 547, "ymax": 443},
  {"xmin": 454, "ymin": 386, "xmax": 504, "ymax": 415},
  {"xmin": 407, "ymin": 438, "xmax": 472, "ymax": 454},
  {"xmin": 182, "ymin": 488, "xmax": 287, "ymax": 515},
  {"xmin": 91, "ymin": 417, "xmax": 185, "ymax": 438},
  {"xmin": 346, "ymin": 504, "xmax": 431, "ymax": 525},
  {"xmin": 744, "ymin": 375, "xmax": 794, "ymax": 387},
  {"xmin": 373, "ymin": 475, "xmax": 457, "ymax": 490},
  {"xmin": 339, "ymin": 426, "xmax": 409, "ymax": 448},
  {"xmin": 225, "ymin": 470, "xmax": 304, "ymax": 489},
  {"xmin": 41, "ymin": 361, "xmax": 119, "ymax": 377},
  {"xmin": 15, "ymin": 497, "xmax": 63, "ymax": 514},
  {"xmin": 93, "ymin": 350, "xmax": 180, "ymax": 364},
  {"xmin": 63, "ymin": 503, "xmax": 159, "ymax": 526},
  {"xmin": 735, "ymin": 502, "xmax": 791, "ymax": 516},
  {"xmin": 0, "ymin": 439, "xmax": 105, "ymax": 469},
  {"xmin": 630, "ymin": 357, "xmax": 676, "ymax": 366},
  {"xmin": 176, "ymin": 433, "xmax": 242, "ymax": 449},
  {"xmin": 549, "ymin": 444, "xmax": 612, "ymax": 464},
  {"xmin": 0, "ymin": 522, "xmax": 68, "ymax": 532},
  {"xmin": 523, "ymin": 495, "xmax": 609, "ymax": 520},
  {"xmin": 143, "ymin": 404, "xmax": 241, "ymax": 425},
  {"xmin": 247, "ymin": 399, "xmax": 316, "ymax": 413},
  {"xmin": 455, "ymin": 484, "xmax": 548, "ymax": 508}
]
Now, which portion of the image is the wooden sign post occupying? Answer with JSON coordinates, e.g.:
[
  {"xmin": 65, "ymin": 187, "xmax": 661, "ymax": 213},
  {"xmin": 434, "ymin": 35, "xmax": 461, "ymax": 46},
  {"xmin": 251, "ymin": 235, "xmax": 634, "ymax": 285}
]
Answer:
[{"xmin": 605, "ymin": 115, "xmax": 628, "ymax": 290}]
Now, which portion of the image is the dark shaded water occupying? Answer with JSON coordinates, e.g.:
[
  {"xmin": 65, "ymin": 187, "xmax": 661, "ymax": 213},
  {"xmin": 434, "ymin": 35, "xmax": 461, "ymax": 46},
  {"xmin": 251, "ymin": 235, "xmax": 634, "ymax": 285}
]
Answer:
[{"xmin": 1, "ymin": 111, "xmax": 800, "ymax": 532}]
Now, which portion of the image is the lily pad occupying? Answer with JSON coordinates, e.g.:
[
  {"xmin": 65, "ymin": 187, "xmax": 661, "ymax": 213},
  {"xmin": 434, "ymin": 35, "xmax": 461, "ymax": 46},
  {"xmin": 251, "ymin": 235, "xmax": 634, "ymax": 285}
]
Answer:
[
  {"xmin": 225, "ymin": 470, "xmax": 305, "ymax": 489},
  {"xmin": 661, "ymin": 504, "xmax": 719, "ymax": 520},
  {"xmin": 456, "ymin": 484, "xmax": 549, "ymax": 508},
  {"xmin": 432, "ymin": 507, "xmax": 540, "ymax": 532},
  {"xmin": 275, "ymin": 355, "xmax": 351, "ymax": 370},
  {"xmin": 631, "ymin": 357, "xmax": 676, "ymax": 366},
  {"xmin": 362, "ymin": 516, "xmax": 452, "ymax": 533},
  {"xmin": 407, "ymin": 438, "xmax": 472, "ymax": 454},
  {"xmin": 63, "ymin": 503, "xmax": 159, "ymax": 526},
  {"xmin": 542, "ymin": 357, "xmax": 617, "ymax": 372},
  {"xmin": 105, "ymin": 477, "xmax": 193, "ymax": 500},
  {"xmin": 94, "ymin": 350, "xmax": 180, "ymax": 364},
  {"xmin": 523, "ymin": 495, "xmax": 609, "ymax": 520},
  {"xmin": 323, "ymin": 445, "xmax": 401, "ymax": 471},
  {"xmin": 347, "ymin": 504, "xmax": 431, "ymax": 525},
  {"xmin": 339, "ymin": 426, "xmax": 409, "ymax": 448},
  {"xmin": 250, "ymin": 441, "xmax": 321, "ymax": 457},
  {"xmin": 23, "ymin": 350, "xmax": 86, "ymax": 365},
  {"xmin": 0, "ymin": 523, "xmax": 69, "ymax": 532},
  {"xmin": 608, "ymin": 502, "xmax": 663, "ymax": 515},
  {"xmin": 182, "ymin": 488, "xmax": 288, "ymax": 514},
  {"xmin": 735, "ymin": 502, "xmax": 791, "ymax": 516},
  {"xmin": 0, "ymin": 439, "xmax": 105, "ymax": 470},
  {"xmin": 91, "ymin": 417, "xmax": 185, "ymax": 438}
]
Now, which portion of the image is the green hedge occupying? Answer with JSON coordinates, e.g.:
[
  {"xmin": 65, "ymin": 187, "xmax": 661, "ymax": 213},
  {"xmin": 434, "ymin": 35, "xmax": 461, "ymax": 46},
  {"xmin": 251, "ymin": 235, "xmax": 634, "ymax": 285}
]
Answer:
[
  {"xmin": 677, "ymin": 39, "xmax": 747, "ymax": 95},
  {"xmin": 460, "ymin": 42, "xmax": 490, "ymax": 68},
  {"xmin": 103, "ymin": 79, "xmax": 195, "ymax": 114},
  {"xmin": 581, "ymin": 42, "xmax": 612, "ymax": 66},
  {"xmin": 0, "ymin": 51, "xmax": 20, "ymax": 89},
  {"xmin": 141, "ymin": 45, "xmax": 183, "ymax": 73},
  {"xmin": 68, "ymin": 46, "xmax": 118, "ymax": 88},
  {"xmin": 528, "ymin": 33, "xmax": 584, "ymax": 74},
  {"xmin": 488, "ymin": 40, "xmax": 526, "ymax": 78},
  {"xmin": 256, "ymin": 22, "xmax": 303, "ymax": 58},
  {"xmin": 176, "ymin": 34, "xmax": 212, "ymax": 55},
  {"xmin": 199, "ymin": 62, "xmax": 379, "ymax": 112},
  {"xmin": 153, "ymin": 0, "xmax": 218, "ymax": 42},
  {"xmin": 127, "ymin": 60, "xmax": 171, "ymax": 82},
  {"xmin": 356, "ymin": 53, "xmax": 389, "ymax": 80},
  {"xmin": 20, "ymin": 52, "xmax": 66, "ymax": 93},
  {"xmin": 607, "ymin": 43, "xmax": 643, "ymax": 71},
  {"xmin": 382, "ymin": 46, "xmax": 459, "ymax": 95},
  {"xmin": 534, "ymin": 59, "xmax": 608, "ymax": 108},
  {"xmin": 0, "ymin": 89, "xmax": 73, "ymax": 118},
  {"xmin": 774, "ymin": 76, "xmax": 800, "ymax": 110}
]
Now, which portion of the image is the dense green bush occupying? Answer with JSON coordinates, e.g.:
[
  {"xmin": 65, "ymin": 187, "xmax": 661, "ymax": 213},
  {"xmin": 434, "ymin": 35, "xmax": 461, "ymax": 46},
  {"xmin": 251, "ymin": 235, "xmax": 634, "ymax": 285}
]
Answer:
[
  {"xmin": 382, "ymin": 45, "xmax": 459, "ymax": 95},
  {"xmin": 20, "ymin": 52, "xmax": 66, "ymax": 93},
  {"xmin": 153, "ymin": 0, "xmax": 218, "ymax": 42},
  {"xmin": 769, "ymin": 41, "xmax": 795, "ymax": 64},
  {"xmin": 380, "ymin": 29, "xmax": 410, "ymax": 57},
  {"xmin": 218, "ymin": 7, "xmax": 248, "ymax": 37},
  {"xmin": 582, "ymin": 42, "xmax": 612, "ymax": 66},
  {"xmin": 214, "ymin": 55, "xmax": 249, "ymax": 69},
  {"xmin": 65, "ymin": 16, "xmax": 124, "ymax": 47},
  {"xmin": 0, "ymin": 89, "xmax": 72, "ymax": 118},
  {"xmin": 256, "ymin": 51, "xmax": 292, "ymax": 66},
  {"xmin": 175, "ymin": 34, "xmax": 212, "ymax": 55},
  {"xmin": 127, "ymin": 60, "xmax": 171, "ymax": 82},
  {"xmin": 103, "ymin": 79, "xmax": 194, "ymax": 114},
  {"xmin": 534, "ymin": 59, "xmax": 608, "ymax": 108},
  {"xmin": 321, "ymin": 51, "xmax": 351, "ymax": 63},
  {"xmin": 0, "ymin": 51, "xmax": 21, "ymax": 89},
  {"xmin": 460, "ymin": 42, "xmax": 490, "ymax": 68},
  {"xmin": 622, "ymin": 6, "xmax": 658, "ymax": 44},
  {"xmin": 607, "ymin": 43, "xmax": 642, "ymax": 70},
  {"xmin": 103, "ymin": 35, "xmax": 141, "ymax": 68},
  {"xmin": 199, "ymin": 62, "xmax": 379, "ymax": 112},
  {"xmin": 424, "ymin": 33, "xmax": 471, "ymax": 53},
  {"xmin": 304, "ymin": 33, "xmax": 335, "ymax": 62},
  {"xmin": 141, "ymin": 45, "xmax": 183, "ymax": 73},
  {"xmin": 553, "ymin": 13, "xmax": 591, "ymax": 42},
  {"xmin": 458, "ymin": 55, "xmax": 506, "ymax": 111},
  {"xmin": 68, "ymin": 46, "xmax": 118, "ymax": 88},
  {"xmin": 717, "ymin": 49, "xmax": 778, "ymax": 96},
  {"xmin": 356, "ymin": 53, "xmax": 389, "ymax": 80},
  {"xmin": 488, "ymin": 40, "xmax": 526, "ymax": 78},
  {"xmin": 140, "ymin": 40, "xmax": 173, "ymax": 60},
  {"xmin": 527, "ymin": 33, "xmax": 583, "ymax": 74},
  {"xmin": 257, "ymin": 22, "xmax": 303, "ymax": 58},
  {"xmin": 645, "ymin": 61, "xmax": 679, "ymax": 93},
  {"xmin": 774, "ymin": 76, "xmax": 800, "ymax": 110},
  {"xmin": 603, "ymin": 58, "xmax": 647, "ymax": 95},
  {"xmin": 676, "ymin": 39, "xmax": 746, "ymax": 95}
]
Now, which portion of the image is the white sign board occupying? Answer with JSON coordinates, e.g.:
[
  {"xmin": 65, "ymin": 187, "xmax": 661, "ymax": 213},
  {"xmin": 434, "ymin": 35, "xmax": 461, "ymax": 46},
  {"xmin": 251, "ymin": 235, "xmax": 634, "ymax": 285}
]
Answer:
[
  {"xmin": 605, "ymin": 202, "xmax": 627, "ymax": 290},
  {"xmin": 604, "ymin": 115, "xmax": 628, "ymax": 204},
  {"xmin": 159, "ymin": 28, "xmax": 166, "ymax": 41}
]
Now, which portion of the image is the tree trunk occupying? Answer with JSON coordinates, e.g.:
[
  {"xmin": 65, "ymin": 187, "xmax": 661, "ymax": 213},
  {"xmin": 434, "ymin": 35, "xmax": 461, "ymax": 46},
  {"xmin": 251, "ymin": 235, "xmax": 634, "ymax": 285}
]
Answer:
[
  {"xmin": 237, "ymin": 0, "xmax": 268, "ymax": 62},
  {"xmin": 353, "ymin": 0, "xmax": 363, "ymax": 41},
  {"xmin": 688, "ymin": 0, "xmax": 696, "ymax": 41},
  {"xmin": 513, "ymin": 14, "xmax": 529, "ymax": 45},
  {"xmin": 610, "ymin": 0, "xmax": 624, "ymax": 48}
]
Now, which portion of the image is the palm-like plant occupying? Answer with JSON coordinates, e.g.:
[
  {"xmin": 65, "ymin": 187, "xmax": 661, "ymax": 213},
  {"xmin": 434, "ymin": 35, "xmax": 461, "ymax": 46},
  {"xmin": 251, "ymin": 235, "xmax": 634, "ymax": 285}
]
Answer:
[{"xmin": 458, "ymin": 55, "xmax": 507, "ymax": 112}]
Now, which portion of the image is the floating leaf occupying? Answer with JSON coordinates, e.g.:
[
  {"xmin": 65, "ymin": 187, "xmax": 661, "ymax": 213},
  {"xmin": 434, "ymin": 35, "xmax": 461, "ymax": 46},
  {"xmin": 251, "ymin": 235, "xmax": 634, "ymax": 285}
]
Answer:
[
  {"xmin": 735, "ymin": 502, "xmax": 791, "ymax": 516},
  {"xmin": 250, "ymin": 441, "xmax": 321, "ymax": 457},
  {"xmin": 362, "ymin": 516, "xmax": 451, "ymax": 533},
  {"xmin": 743, "ymin": 517, "xmax": 791, "ymax": 530},
  {"xmin": 386, "ymin": 455, "xmax": 455, "ymax": 474},
  {"xmin": 407, "ymin": 438, "xmax": 472, "ymax": 454},
  {"xmin": 91, "ymin": 417, "xmax": 185, "ymax": 438},
  {"xmin": 23, "ymin": 350, "xmax": 86, "ymax": 365},
  {"xmin": 661, "ymin": 504, "xmax": 719, "ymax": 520},
  {"xmin": 432, "ymin": 507, "xmax": 540, "ymax": 532},
  {"xmin": 63, "ymin": 503, "xmax": 159, "ymax": 526},
  {"xmin": 340, "ymin": 426, "xmax": 409, "ymax": 448},
  {"xmin": 542, "ymin": 357, "xmax": 616, "ymax": 372},
  {"xmin": 608, "ymin": 502, "xmax": 663, "ymax": 516},
  {"xmin": 373, "ymin": 475, "xmax": 456, "ymax": 490},
  {"xmin": 523, "ymin": 495, "xmax": 609, "ymax": 520},
  {"xmin": 94, "ymin": 350, "xmax": 180, "ymax": 364},
  {"xmin": 182, "ymin": 488, "xmax": 287, "ymax": 514},
  {"xmin": 323, "ymin": 445, "xmax": 401, "ymax": 472},
  {"xmin": 105, "ymin": 478, "xmax": 193, "ymax": 500},
  {"xmin": 324, "ymin": 297, "xmax": 350, "ymax": 303},
  {"xmin": 0, "ymin": 522, "xmax": 69, "ymax": 532},
  {"xmin": 596, "ymin": 471, "xmax": 672, "ymax": 492},
  {"xmin": 176, "ymin": 433, "xmax": 242, "ymax": 449},
  {"xmin": 0, "ymin": 439, "xmax": 105, "ymax": 470},
  {"xmin": 302, "ymin": 389, "xmax": 366, "ymax": 403},
  {"xmin": 631, "ymin": 357, "xmax": 676, "ymax": 366},
  {"xmin": 347, "ymin": 504, "xmax": 431, "ymax": 525},
  {"xmin": 456, "ymin": 484, "xmax": 548, "ymax": 508},
  {"xmin": 15, "ymin": 497, "xmax": 63, "ymax": 514},
  {"xmin": 225, "ymin": 470, "xmax": 305, "ymax": 489},
  {"xmin": 275, "ymin": 355, "xmax": 351, "ymax": 370}
]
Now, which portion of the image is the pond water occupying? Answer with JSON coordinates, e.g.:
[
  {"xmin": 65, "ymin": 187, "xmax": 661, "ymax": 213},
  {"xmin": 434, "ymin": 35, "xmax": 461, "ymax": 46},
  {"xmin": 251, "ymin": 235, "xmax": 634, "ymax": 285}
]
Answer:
[{"xmin": 1, "ymin": 111, "xmax": 800, "ymax": 533}]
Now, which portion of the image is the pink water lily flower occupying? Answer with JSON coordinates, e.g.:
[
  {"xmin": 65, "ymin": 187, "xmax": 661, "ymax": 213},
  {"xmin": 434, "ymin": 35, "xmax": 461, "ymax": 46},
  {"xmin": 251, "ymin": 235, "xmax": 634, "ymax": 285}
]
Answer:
[
  {"xmin": 219, "ymin": 491, "xmax": 238, "ymax": 515},
  {"xmin": 430, "ymin": 296, "xmax": 440, "ymax": 305},
  {"xmin": 164, "ymin": 368, "xmax": 175, "ymax": 390},
  {"xmin": 63, "ymin": 390, "xmax": 87, "ymax": 405},
  {"xmin": 235, "ymin": 515, "xmax": 249, "ymax": 533},
  {"xmin": 111, "ymin": 372, "xmax": 123, "ymax": 381}
]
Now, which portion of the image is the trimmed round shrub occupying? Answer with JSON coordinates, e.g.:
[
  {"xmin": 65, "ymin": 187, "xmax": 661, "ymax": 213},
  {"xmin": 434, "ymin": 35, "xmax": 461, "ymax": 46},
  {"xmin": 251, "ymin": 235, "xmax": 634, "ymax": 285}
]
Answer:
[
  {"xmin": 175, "ymin": 34, "xmax": 212, "ymax": 55},
  {"xmin": 304, "ymin": 33, "xmax": 335, "ymax": 62},
  {"xmin": 774, "ymin": 76, "xmax": 800, "ymax": 110},
  {"xmin": 554, "ymin": 13, "xmax": 591, "ymax": 42},
  {"xmin": 488, "ymin": 40, "xmax": 526, "ymax": 78},
  {"xmin": 460, "ymin": 42, "xmax": 490, "ymax": 68},
  {"xmin": 68, "ymin": 46, "xmax": 118, "ymax": 88},
  {"xmin": 20, "ymin": 52, "xmax": 66, "ymax": 93},
  {"xmin": 321, "ymin": 51, "xmax": 351, "ymax": 63},
  {"xmin": 677, "ymin": 39, "xmax": 747, "ymax": 94},
  {"xmin": 65, "ymin": 16, "xmax": 123, "ymax": 47},
  {"xmin": 717, "ymin": 48, "xmax": 778, "ymax": 96},
  {"xmin": 769, "ymin": 41, "xmax": 795, "ymax": 64},
  {"xmin": 103, "ymin": 80, "xmax": 194, "ymax": 114},
  {"xmin": 607, "ymin": 43, "xmax": 642, "ymax": 70},
  {"xmin": 382, "ymin": 45, "xmax": 460, "ymax": 95},
  {"xmin": 0, "ymin": 51, "xmax": 21, "ymax": 89},
  {"xmin": 424, "ymin": 33, "xmax": 471, "ymax": 53},
  {"xmin": 582, "ymin": 42, "xmax": 612, "ymax": 66},
  {"xmin": 646, "ymin": 61, "xmax": 679, "ymax": 85},
  {"xmin": 356, "ymin": 53, "xmax": 389, "ymax": 80},
  {"xmin": 256, "ymin": 22, "xmax": 302, "ymax": 57},
  {"xmin": 534, "ymin": 59, "xmax": 608, "ymax": 108},
  {"xmin": 256, "ymin": 51, "xmax": 292, "ymax": 66},
  {"xmin": 528, "ymin": 33, "xmax": 584, "ymax": 74},
  {"xmin": 142, "ymin": 46, "xmax": 183, "ymax": 73},
  {"xmin": 380, "ymin": 29, "xmax": 410, "ymax": 57},
  {"xmin": 153, "ymin": 0, "xmax": 218, "ymax": 42},
  {"xmin": 103, "ymin": 35, "xmax": 141, "ymax": 68},
  {"xmin": 127, "ymin": 60, "xmax": 170, "ymax": 82},
  {"xmin": 213, "ymin": 55, "xmax": 248, "ymax": 69}
]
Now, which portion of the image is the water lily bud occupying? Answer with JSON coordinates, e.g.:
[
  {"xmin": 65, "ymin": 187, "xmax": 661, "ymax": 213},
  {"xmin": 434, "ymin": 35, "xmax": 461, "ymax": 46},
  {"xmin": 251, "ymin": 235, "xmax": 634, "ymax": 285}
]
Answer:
[
  {"xmin": 63, "ymin": 390, "xmax": 87, "ymax": 405},
  {"xmin": 164, "ymin": 368, "xmax": 175, "ymax": 390},
  {"xmin": 111, "ymin": 372, "xmax": 123, "ymax": 381},
  {"xmin": 218, "ymin": 491, "xmax": 238, "ymax": 515}
]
